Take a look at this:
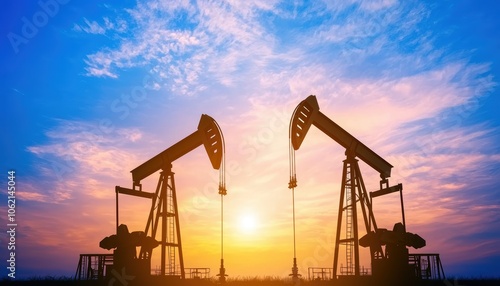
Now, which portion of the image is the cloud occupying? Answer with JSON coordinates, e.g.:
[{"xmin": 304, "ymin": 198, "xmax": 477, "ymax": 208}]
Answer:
[
  {"xmin": 77, "ymin": 0, "xmax": 443, "ymax": 99},
  {"xmin": 17, "ymin": 190, "xmax": 48, "ymax": 202},
  {"xmin": 26, "ymin": 120, "xmax": 146, "ymax": 202},
  {"xmin": 78, "ymin": 0, "xmax": 283, "ymax": 94},
  {"xmin": 73, "ymin": 16, "xmax": 128, "ymax": 35},
  {"xmin": 77, "ymin": 18, "xmax": 106, "ymax": 34}
]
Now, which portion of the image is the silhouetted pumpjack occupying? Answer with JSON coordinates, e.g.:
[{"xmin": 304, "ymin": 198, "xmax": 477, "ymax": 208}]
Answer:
[
  {"xmin": 288, "ymin": 95, "xmax": 443, "ymax": 282},
  {"xmin": 289, "ymin": 95, "xmax": 395, "ymax": 278},
  {"xmin": 115, "ymin": 114, "xmax": 227, "ymax": 280}
]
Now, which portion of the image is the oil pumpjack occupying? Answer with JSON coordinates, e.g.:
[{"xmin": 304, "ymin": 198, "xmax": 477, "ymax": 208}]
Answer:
[
  {"xmin": 288, "ymin": 95, "xmax": 444, "ymax": 284},
  {"xmin": 76, "ymin": 114, "xmax": 228, "ymax": 282}
]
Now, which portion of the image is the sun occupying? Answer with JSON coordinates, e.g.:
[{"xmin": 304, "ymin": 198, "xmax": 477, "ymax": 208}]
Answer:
[{"xmin": 238, "ymin": 213, "xmax": 258, "ymax": 234}]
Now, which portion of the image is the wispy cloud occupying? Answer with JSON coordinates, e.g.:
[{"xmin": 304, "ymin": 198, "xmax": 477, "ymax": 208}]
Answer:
[
  {"xmin": 26, "ymin": 120, "xmax": 145, "ymax": 202},
  {"xmin": 73, "ymin": 16, "xmax": 128, "ymax": 35},
  {"xmin": 79, "ymin": 0, "xmax": 284, "ymax": 94},
  {"xmin": 73, "ymin": 18, "xmax": 106, "ymax": 34}
]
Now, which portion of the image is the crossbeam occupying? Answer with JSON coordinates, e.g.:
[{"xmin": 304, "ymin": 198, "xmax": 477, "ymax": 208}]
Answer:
[
  {"xmin": 370, "ymin": 183, "xmax": 402, "ymax": 198},
  {"xmin": 116, "ymin": 186, "xmax": 154, "ymax": 199}
]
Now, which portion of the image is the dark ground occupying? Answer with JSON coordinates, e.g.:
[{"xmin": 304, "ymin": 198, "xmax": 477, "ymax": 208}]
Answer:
[{"xmin": 1, "ymin": 277, "xmax": 499, "ymax": 286}]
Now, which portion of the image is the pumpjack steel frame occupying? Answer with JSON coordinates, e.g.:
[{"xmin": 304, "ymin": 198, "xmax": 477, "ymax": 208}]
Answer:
[
  {"xmin": 114, "ymin": 114, "xmax": 226, "ymax": 278},
  {"xmin": 333, "ymin": 155, "xmax": 382, "ymax": 276},
  {"xmin": 290, "ymin": 95, "xmax": 392, "ymax": 277},
  {"xmin": 289, "ymin": 95, "xmax": 429, "ymax": 279}
]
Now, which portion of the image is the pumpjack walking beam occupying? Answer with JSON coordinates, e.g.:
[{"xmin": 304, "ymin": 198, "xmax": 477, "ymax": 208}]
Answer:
[
  {"xmin": 131, "ymin": 114, "xmax": 223, "ymax": 190},
  {"xmin": 289, "ymin": 95, "xmax": 397, "ymax": 278},
  {"xmin": 115, "ymin": 114, "xmax": 227, "ymax": 279},
  {"xmin": 290, "ymin": 95, "xmax": 393, "ymax": 185}
]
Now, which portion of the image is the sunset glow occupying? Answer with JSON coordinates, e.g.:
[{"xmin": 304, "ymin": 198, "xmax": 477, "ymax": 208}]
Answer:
[{"xmin": 238, "ymin": 213, "xmax": 258, "ymax": 235}]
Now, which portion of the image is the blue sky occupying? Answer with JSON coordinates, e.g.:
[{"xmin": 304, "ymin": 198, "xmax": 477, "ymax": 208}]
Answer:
[{"xmin": 1, "ymin": 0, "xmax": 500, "ymax": 279}]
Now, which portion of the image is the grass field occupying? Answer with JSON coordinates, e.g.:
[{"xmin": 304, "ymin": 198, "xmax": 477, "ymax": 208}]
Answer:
[{"xmin": 2, "ymin": 276, "xmax": 500, "ymax": 286}]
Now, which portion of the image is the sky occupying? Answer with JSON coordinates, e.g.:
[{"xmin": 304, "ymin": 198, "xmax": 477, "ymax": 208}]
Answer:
[{"xmin": 1, "ymin": 0, "xmax": 500, "ymax": 280}]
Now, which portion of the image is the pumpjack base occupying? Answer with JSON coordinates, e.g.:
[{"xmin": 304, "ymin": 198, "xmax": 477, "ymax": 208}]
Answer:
[{"xmin": 289, "ymin": 258, "xmax": 302, "ymax": 284}]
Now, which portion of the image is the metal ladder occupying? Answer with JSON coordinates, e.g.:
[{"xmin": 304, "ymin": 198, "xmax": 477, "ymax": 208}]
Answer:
[
  {"xmin": 167, "ymin": 184, "xmax": 176, "ymax": 275},
  {"xmin": 345, "ymin": 167, "xmax": 354, "ymax": 275}
]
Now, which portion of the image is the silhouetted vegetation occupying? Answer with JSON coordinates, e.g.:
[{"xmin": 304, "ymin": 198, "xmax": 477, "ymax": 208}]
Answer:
[{"xmin": 2, "ymin": 276, "xmax": 500, "ymax": 286}]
